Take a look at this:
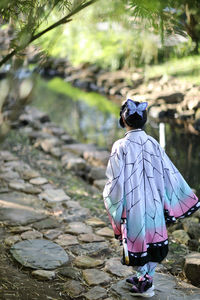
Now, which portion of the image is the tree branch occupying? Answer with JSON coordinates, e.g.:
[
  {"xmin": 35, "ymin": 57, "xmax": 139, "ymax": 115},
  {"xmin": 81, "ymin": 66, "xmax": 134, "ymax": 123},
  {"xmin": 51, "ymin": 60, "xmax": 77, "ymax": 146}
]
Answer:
[{"xmin": 0, "ymin": 0, "xmax": 99, "ymax": 68}]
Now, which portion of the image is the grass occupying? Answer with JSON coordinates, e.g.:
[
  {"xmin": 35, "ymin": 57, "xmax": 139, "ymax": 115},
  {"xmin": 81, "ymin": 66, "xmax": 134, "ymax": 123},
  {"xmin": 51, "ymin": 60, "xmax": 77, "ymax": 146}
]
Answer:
[{"xmin": 146, "ymin": 55, "xmax": 200, "ymax": 84}]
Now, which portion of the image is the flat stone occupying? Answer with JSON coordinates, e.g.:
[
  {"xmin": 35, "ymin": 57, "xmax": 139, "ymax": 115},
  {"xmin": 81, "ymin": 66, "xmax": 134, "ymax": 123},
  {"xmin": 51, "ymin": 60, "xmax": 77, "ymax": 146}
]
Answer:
[
  {"xmin": 19, "ymin": 169, "xmax": 40, "ymax": 180},
  {"xmin": 171, "ymin": 229, "xmax": 190, "ymax": 245},
  {"xmin": 66, "ymin": 157, "xmax": 88, "ymax": 172},
  {"xmin": 10, "ymin": 239, "xmax": 69, "ymax": 269},
  {"xmin": 29, "ymin": 177, "xmax": 48, "ymax": 185},
  {"xmin": 63, "ymin": 279, "xmax": 85, "ymax": 297},
  {"xmin": 50, "ymin": 147, "xmax": 62, "ymax": 158},
  {"xmin": 82, "ymin": 269, "xmax": 111, "ymax": 286},
  {"xmin": 74, "ymin": 256, "xmax": 104, "ymax": 269},
  {"xmin": 65, "ymin": 222, "xmax": 92, "ymax": 235},
  {"xmin": 59, "ymin": 267, "xmax": 80, "ymax": 280},
  {"xmin": 32, "ymin": 270, "xmax": 56, "ymax": 280},
  {"xmin": 93, "ymin": 179, "xmax": 107, "ymax": 191},
  {"xmin": 78, "ymin": 233, "xmax": 105, "ymax": 243},
  {"xmin": 184, "ymin": 252, "xmax": 200, "ymax": 286},
  {"xmin": 8, "ymin": 226, "xmax": 32, "ymax": 233},
  {"xmin": 69, "ymin": 242, "xmax": 111, "ymax": 257},
  {"xmin": 63, "ymin": 200, "xmax": 82, "ymax": 209},
  {"xmin": 88, "ymin": 166, "xmax": 106, "ymax": 181},
  {"xmin": 21, "ymin": 230, "xmax": 43, "ymax": 240},
  {"xmin": 40, "ymin": 137, "xmax": 61, "ymax": 153},
  {"xmin": 62, "ymin": 143, "xmax": 96, "ymax": 157},
  {"xmin": 8, "ymin": 181, "xmax": 41, "ymax": 194},
  {"xmin": 0, "ymin": 170, "xmax": 20, "ymax": 181},
  {"xmin": 84, "ymin": 286, "xmax": 107, "ymax": 300},
  {"xmin": 0, "ymin": 151, "xmax": 18, "ymax": 161},
  {"xmin": 104, "ymin": 257, "xmax": 133, "ymax": 277},
  {"xmin": 83, "ymin": 150, "xmax": 110, "ymax": 167},
  {"xmin": 96, "ymin": 227, "xmax": 114, "ymax": 238},
  {"xmin": 4, "ymin": 235, "xmax": 22, "ymax": 246},
  {"xmin": 86, "ymin": 217, "xmax": 106, "ymax": 228},
  {"xmin": 61, "ymin": 134, "xmax": 75, "ymax": 143},
  {"xmin": 63, "ymin": 207, "xmax": 90, "ymax": 222},
  {"xmin": 39, "ymin": 189, "xmax": 70, "ymax": 203},
  {"xmin": 55, "ymin": 234, "xmax": 79, "ymax": 247},
  {"xmin": 32, "ymin": 218, "xmax": 59, "ymax": 230},
  {"xmin": 0, "ymin": 192, "xmax": 46, "ymax": 226},
  {"xmin": 43, "ymin": 229, "xmax": 62, "ymax": 240},
  {"xmin": 61, "ymin": 152, "xmax": 77, "ymax": 167}
]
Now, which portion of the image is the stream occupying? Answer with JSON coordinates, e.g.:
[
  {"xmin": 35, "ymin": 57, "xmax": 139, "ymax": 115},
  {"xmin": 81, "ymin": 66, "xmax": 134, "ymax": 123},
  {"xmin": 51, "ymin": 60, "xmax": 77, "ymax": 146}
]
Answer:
[{"xmin": 32, "ymin": 76, "xmax": 200, "ymax": 195}]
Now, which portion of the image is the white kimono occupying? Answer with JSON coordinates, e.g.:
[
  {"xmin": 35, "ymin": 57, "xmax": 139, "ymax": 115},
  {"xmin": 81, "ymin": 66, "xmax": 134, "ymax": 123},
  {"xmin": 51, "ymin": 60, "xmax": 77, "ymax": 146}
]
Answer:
[{"xmin": 103, "ymin": 129, "xmax": 199, "ymax": 266}]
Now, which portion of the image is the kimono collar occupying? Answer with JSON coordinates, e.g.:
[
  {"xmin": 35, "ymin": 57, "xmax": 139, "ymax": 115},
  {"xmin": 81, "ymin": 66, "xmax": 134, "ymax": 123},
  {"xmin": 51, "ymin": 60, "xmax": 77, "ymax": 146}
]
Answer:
[{"xmin": 125, "ymin": 129, "xmax": 143, "ymax": 136}]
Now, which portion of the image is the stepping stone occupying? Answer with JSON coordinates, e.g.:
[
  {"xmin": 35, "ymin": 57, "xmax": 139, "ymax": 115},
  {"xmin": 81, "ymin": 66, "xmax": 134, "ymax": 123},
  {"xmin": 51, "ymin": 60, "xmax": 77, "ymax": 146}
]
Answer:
[
  {"xmin": 96, "ymin": 227, "xmax": 114, "ymax": 238},
  {"xmin": 86, "ymin": 217, "xmax": 106, "ymax": 228},
  {"xmin": 29, "ymin": 177, "xmax": 48, "ymax": 185},
  {"xmin": 8, "ymin": 181, "xmax": 41, "ymax": 194},
  {"xmin": 39, "ymin": 189, "xmax": 70, "ymax": 203},
  {"xmin": 69, "ymin": 242, "xmax": 111, "ymax": 257},
  {"xmin": 104, "ymin": 257, "xmax": 133, "ymax": 277},
  {"xmin": 74, "ymin": 256, "xmax": 104, "ymax": 269},
  {"xmin": 10, "ymin": 239, "xmax": 69, "ymax": 269},
  {"xmin": 43, "ymin": 229, "xmax": 62, "ymax": 240},
  {"xmin": 32, "ymin": 270, "xmax": 56, "ymax": 280},
  {"xmin": 4, "ymin": 235, "xmax": 21, "ymax": 246},
  {"xmin": 78, "ymin": 233, "xmax": 105, "ymax": 243},
  {"xmin": 82, "ymin": 269, "xmax": 111, "ymax": 286},
  {"xmin": 59, "ymin": 267, "xmax": 80, "ymax": 280},
  {"xmin": 63, "ymin": 279, "xmax": 85, "ymax": 298},
  {"xmin": 84, "ymin": 286, "xmax": 107, "ymax": 300},
  {"xmin": 0, "ymin": 192, "xmax": 46, "ymax": 226},
  {"xmin": 65, "ymin": 222, "xmax": 92, "ymax": 235},
  {"xmin": 55, "ymin": 234, "xmax": 79, "ymax": 247},
  {"xmin": 8, "ymin": 226, "xmax": 32, "ymax": 233},
  {"xmin": 32, "ymin": 218, "xmax": 59, "ymax": 230},
  {"xmin": 21, "ymin": 230, "xmax": 43, "ymax": 240}
]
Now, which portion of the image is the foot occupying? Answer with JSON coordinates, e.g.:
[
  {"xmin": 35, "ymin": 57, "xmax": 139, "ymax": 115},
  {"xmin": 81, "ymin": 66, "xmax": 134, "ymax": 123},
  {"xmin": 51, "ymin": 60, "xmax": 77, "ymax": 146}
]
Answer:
[{"xmin": 130, "ymin": 275, "xmax": 155, "ymax": 298}]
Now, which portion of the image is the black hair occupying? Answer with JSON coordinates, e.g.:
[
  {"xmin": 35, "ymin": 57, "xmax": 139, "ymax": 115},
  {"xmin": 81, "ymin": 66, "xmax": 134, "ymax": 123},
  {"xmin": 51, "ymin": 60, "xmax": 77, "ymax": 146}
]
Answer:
[{"xmin": 119, "ymin": 101, "xmax": 147, "ymax": 129}]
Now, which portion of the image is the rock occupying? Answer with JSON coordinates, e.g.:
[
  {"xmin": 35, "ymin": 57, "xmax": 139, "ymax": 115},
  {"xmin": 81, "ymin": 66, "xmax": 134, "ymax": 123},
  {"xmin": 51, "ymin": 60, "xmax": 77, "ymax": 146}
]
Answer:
[
  {"xmin": 61, "ymin": 134, "xmax": 75, "ymax": 144},
  {"xmin": 181, "ymin": 217, "xmax": 199, "ymax": 232},
  {"xmin": 186, "ymin": 223, "xmax": 200, "ymax": 240},
  {"xmin": 156, "ymin": 92, "xmax": 184, "ymax": 103},
  {"xmin": 21, "ymin": 230, "xmax": 43, "ymax": 240},
  {"xmin": 82, "ymin": 269, "xmax": 111, "ymax": 286},
  {"xmin": 43, "ymin": 229, "xmax": 62, "ymax": 240},
  {"xmin": 65, "ymin": 157, "xmax": 89, "ymax": 172},
  {"xmin": 39, "ymin": 137, "xmax": 61, "ymax": 153},
  {"xmin": 8, "ymin": 226, "xmax": 32, "ymax": 234},
  {"xmin": 29, "ymin": 177, "xmax": 48, "ymax": 185},
  {"xmin": 8, "ymin": 181, "xmax": 41, "ymax": 194},
  {"xmin": 0, "ymin": 170, "xmax": 20, "ymax": 181},
  {"xmin": 87, "ymin": 166, "xmax": 106, "ymax": 182},
  {"xmin": 4, "ymin": 235, "xmax": 21, "ymax": 246},
  {"xmin": 32, "ymin": 218, "xmax": 60, "ymax": 230},
  {"xmin": 0, "ymin": 192, "xmax": 46, "ymax": 226},
  {"xmin": 65, "ymin": 222, "xmax": 92, "ymax": 235},
  {"xmin": 49, "ymin": 147, "xmax": 62, "ymax": 158},
  {"xmin": 104, "ymin": 257, "xmax": 133, "ymax": 277},
  {"xmin": 63, "ymin": 200, "xmax": 82, "ymax": 209},
  {"xmin": 84, "ymin": 286, "xmax": 107, "ymax": 300},
  {"xmin": 83, "ymin": 150, "xmax": 110, "ymax": 167},
  {"xmin": 85, "ymin": 217, "xmax": 106, "ymax": 228},
  {"xmin": 0, "ymin": 151, "xmax": 18, "ymax": 161},
  {"xmin": 74, "ymin": 256, "xmax": 104, "ymax": 269},
  {"xmin": 32, "ymin": 270, "xmax": 56, "ymax": 280},
  {"xmin": 171, "ymin": 229, "xmax": 190, "ymax": 245},
  {"xmin": 63, "ymin": 207, "xmax": 90, "ymax": 222},
  {"xmin": 23, "ymin": 106, "xmax": 50, "ymax": 123},
  {"xmin": 148, "ymin": 105, "xmax": 167, "ymax": 119},
  {"xmin": 69, "ymin": 242, "xmax": 111, "ymax": 257},
  {"xmin": 39, "ymin": 189, "xmax": 70, "ymax": 203},
  {"xmin": 78, "ymin": 233, "xmax": 105, "ymax": 243},
  {"xmin": 96, "ymin": 227, "xmax": 114, "ymax": 238},
  {"xmin": 61, "ymin": 152, "xmax": 77, "ymax": 166},
  {"xmin": 188, "ymin": 239, "xmax": 200, "ymax": 251},
  {"xmin": 19, "ymin": 169, "xmax": 40, "ymax": 180},
  {"xmin": 61, "ymin": 143, "xmax": 96, "ymax": 157},
  {"xmin": 63, "ymin": 279, "xmax": 85, "ymax": 298},
  {"xmin": 93, "ymin": 179, "xmax": 107, "ymax": 190},
  {"xmin": 59, "ymin": 267, "xmax": 80, "ymax": 280},
  {"xmin": 184, "ymin": 252, "xmax": 200, "ymax": 286},
  {"xmin": 55, "ymin": 234, "xmax": 79, "ymax": 247}
]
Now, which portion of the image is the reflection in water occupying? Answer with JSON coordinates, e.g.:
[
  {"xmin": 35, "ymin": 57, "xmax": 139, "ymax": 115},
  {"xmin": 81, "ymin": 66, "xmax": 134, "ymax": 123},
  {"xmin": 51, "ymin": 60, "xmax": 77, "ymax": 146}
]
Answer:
[{"xmin": 32, "ymin": 76, "xmax": 200, "ymax": 194}]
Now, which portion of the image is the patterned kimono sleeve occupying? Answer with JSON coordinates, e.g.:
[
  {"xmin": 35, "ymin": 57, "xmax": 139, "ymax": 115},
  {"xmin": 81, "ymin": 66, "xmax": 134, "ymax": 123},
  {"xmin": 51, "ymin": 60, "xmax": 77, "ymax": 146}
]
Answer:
[
  {"xmin": 103, "ymin": 141, "xmax": 125, "ymax": 238},
  {"xmin": 160, "ymin": 147, "xmax": 199, "ymax": 222}
]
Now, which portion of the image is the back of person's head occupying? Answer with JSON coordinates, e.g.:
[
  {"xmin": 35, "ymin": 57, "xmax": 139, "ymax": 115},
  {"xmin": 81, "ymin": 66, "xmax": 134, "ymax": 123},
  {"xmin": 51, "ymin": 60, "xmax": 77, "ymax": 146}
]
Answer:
[{"xmin": 119, "ymin": 99, "xmax": 148, "ymax": 129}]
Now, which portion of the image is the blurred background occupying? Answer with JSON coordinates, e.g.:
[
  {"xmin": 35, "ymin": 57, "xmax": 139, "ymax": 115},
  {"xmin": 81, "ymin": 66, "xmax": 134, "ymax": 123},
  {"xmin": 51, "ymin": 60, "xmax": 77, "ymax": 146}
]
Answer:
[{"xmin": 0, "ymin": 0, "xmax": 200, "ymax": 193}]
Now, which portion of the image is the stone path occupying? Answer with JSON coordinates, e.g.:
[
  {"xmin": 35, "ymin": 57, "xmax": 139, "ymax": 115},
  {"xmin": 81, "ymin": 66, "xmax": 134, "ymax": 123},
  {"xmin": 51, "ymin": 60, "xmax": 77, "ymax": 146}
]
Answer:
[{"xmin": 0, "ymin": 106, "xmax": 200, "ymax": 299}]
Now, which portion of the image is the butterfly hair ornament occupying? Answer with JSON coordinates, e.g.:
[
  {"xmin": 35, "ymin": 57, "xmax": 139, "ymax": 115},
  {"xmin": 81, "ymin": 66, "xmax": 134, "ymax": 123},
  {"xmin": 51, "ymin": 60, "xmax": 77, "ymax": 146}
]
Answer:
[{"xmin": 125, "ymin": 99, "xmax": 148, "ymax": 118}]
